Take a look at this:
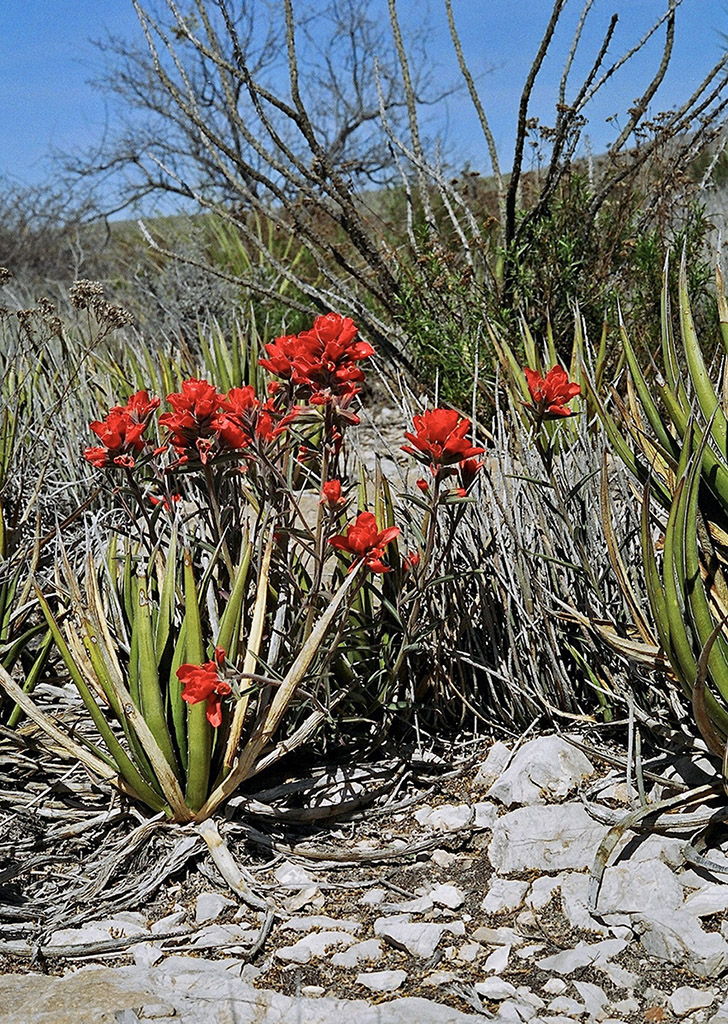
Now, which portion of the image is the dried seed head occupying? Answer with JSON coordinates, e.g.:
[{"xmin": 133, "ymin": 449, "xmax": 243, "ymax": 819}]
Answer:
[
  {"xmin": 69, "ymin": 279, "xmax": 104, "ymax": 310},
  {"xmin": 0, "ymin": 267, "xmax": 12, "ymax": 285}
]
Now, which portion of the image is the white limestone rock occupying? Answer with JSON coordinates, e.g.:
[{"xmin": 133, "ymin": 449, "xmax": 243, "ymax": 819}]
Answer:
[
  {"xmin": 482, "ymin": 878, "xmax": 529, "ymax": 915},
  {"xmin": 195, "ymin": 891, "xmax": 236, "ymax": 924},
  {"xmin": 273, "ymin": 861, "xmax": 317, "ymax": 888},
  {"xmin": 331, "ymin": 939, "xmax": 384, "ymax": 968},
  {"xmin": 414, "ymin": 804, "xmax": 472, "ymax": 831},
  {"xmin": 595, "ymin": 858, "xmax": 683, "ymax": 916},
  {"xmin": 489, "ymin": 804, "xmax": 609, "ymax": 873},
  {"xmin": 669, "ymin": 985, "xmax": 716, "ymax": 1017},
  {"xmin": 355, "ymin": 970, "xmax": 407, "ymax": 993},
  {"xmin": 537, "ymin": 938, "xmax": 627, "ymax": 975},
  {"xmin": 484, "ymin": 945, "xmax": 511, "ymax": 973},
  {"xmin": 430, "ymin": 883, "xmax": 465, "ymax": 909},
  {"xmin": 275, "ymin": 930, "xmax": 357, "ymax": 964},
  {"xmin": 281, "ymin": 915, "xmax": 362, "ymax": 934},
  {"xmin": 573, "ymin": 980, "xmax": 608, "ymax": 1020},
  {"xmin": 486, "ymin": 736, "xmax": 594, "ymax": 807},
  {"xmin": 374, "ymin": 914, "xmax": 465, "ymax": 958},
  {"xmin": 637, "ymin": 908, "xmax": 728, "ymax": 978},
  {"xmin": 474, "ymin": 742, "xmax": 512, "ymax": 791},
  {"xmin": 475, "ymin": 977, "xmax": 517, "ymax": 1001},
  {"xmin": 683, "ymin": 883, "xmax": 728, "ymax": 917}
]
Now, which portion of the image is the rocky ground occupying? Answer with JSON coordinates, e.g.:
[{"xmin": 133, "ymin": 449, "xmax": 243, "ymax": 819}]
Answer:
[{"xmin": 2, "ymin": 734, "xmax": 728, "ymax": 1023}]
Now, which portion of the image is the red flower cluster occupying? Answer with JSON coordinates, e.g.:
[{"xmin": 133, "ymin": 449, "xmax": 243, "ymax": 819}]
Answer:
[
  {"xmin": 402, "ymin": 408, "xmax": 485, "ymax": 492},
  {"xmin": 320, "ymin": 478, "xmax": 346, "ymax": 508},
  {"xmin": 84, "ymin": 390, "xmax": 160, "ymax": 469},
  {"xmin": 524, "ymin": 366, "xmax": 581, "ymax": 418},
  {"xmin": 177, "ymin": 652, "xmax": 231, "ymax": 727},
  {"xmin": 159, "ymin": 380, "xmax": 295, "ymax": 464},
  {"xmin": 329, "ymin": 511, "xmax": 400, "ymax": 573},
  {"xmin": 260, "ymin": 312, "xmax": 374, "ymax": 404}
]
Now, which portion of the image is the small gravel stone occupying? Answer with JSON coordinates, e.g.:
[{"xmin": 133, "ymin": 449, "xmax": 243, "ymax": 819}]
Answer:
[
  {"xmin": 301, "ymin": 985, "xmax": 326, "ymax": 997},
  {"xmin": 537, "ymin": 938, "xmax": 627, "ymax": 975},
  {"xmin": 374, "ymin": 915, "xmax": 465, "ymax": 958},
  {"xmin": 275, "ymin": 930, "xmax": 356, "ymax": 963},
  {"xmin": 573, "ymin": 980, "xmax": 608, "ymax": 1019},
  {"xmin": 273, "ymin": 861, "xmax": 317, "ymax": 888}
]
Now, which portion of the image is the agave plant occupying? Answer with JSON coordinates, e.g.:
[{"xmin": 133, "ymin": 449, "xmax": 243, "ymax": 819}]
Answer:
[{"xmin": 589, "ymin": 253, "xmax": 728, "ymax": 778}]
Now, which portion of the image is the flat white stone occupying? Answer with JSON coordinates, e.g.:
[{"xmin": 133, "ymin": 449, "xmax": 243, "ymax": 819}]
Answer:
[
  {"xmin": 431, "ymin": 849, "xmax": 458, "ymax": 868},
  {"xmin": 548, "ymin": 996, "xmax": 585, "ymax": 1015},
  {"xmin": 273, "ymin": 861, "xmax": 317, "ymax": 888},
  {"xmin": 528, "ymin": 875, "xmax": 562, "ymax": 910},
  {"xmin": 573, "ymin": 980, "xmax": 608, "ymax": 1019},
  {"xmin": 355, "ymin": 970, "xmax": 407, "ymax": 993},
  {"xmin": 421, "ymin": 970, "xmax": 458, "ymax": 987},
  {"xmin": 275, "ymin": 930, "xmax": 356, "ymax": 963},
  {"xmin": 637, "ymin": 908, "xmax": 728, "ymax": 977},
  {"xmin": 430, "ymin": 884, "xmax": 465, "ymax": 909},
  {"xmin": 282, "ymin": 915, "xmax": 362, "ymax": 934},
  {"xmin": 360, "ymin": 888, "xmax": 386, "ymax": 905},
  {"xmin": 374, "ymin": 915, "xmax": 465, "ymax": 958},
  {"xmin": 195, "ymin": 891, "xmax": 236, "ymax": 924},
  {"xmin": 301, "ymin": 985, "xmax": 326, "ymax": 997},
  {"xmin": 331, "ymin": 939, "xmax": 384, "ymax": 967},
  {"xmin": 683, "ymin": 884, "xmax": 728, "ymax": 917},
  {"xmin": 475, "ymin": 977, "xmax": 517, "ymax": 1000},
  {"xmin": 537, "ymin": 938, "xmax": 627, "ymax": 975},
  {"xmin": 473, "ymin": 741, "xmax": 512, "ymax": 791},
  {"xmin": 489, "ymin": 804, "xmax": 609, "ymax": 873},
  {"xmin": 133, "ymin": 943, "xmax": 164, "ymax": 968},
  {"xmin": 482, "ymin": 879, "xmax": 529, "ymax": 914},
  {"xmin": 413, "ymin": 804, "xmax": 472, "ymax": 831},
  {"xmin": 543, "ymin": 978, "xmax": 568, "ymax": 995},
  {"xmin": 514, "ymin": 943, "xmax": 544, "ymax": 959},
  {"xmin": 472, "ymin": 925, "xmax": 523, "ymax": 946},
  {"xmin": 192, "ymin": 923, "xmax": 253, "ymax": 948},
  {"xmin": 457, "ymin": 942, "xmax": 481, "ymax": 963},
  {"xmin": 668, "ymin": 985, "xmax": 716, "ymax": 1016},
  {"xmin": 596, "ymin": 961, "xmax": 639, "ymax": 989},
  {"xmin": 484, "ymin": 945, "xmax": 510, "ymax": 973},
  {"xmin": 486, "ymin": 736, "xmax": 594, "ymax": 807},
  {"xmin": 474, "ymin": 803, "xmax": 498, "ymax": 829},
  {"xmin": 596, "ymin": 859, "xmax": 683, "ymax": 916},
  {"xmin": 612, "ymin": 998, "xmax": 639, "ymax": 1015},
  {"xmin": 151, "ymin": 911, "xmax": 188, "ymax": 935}
]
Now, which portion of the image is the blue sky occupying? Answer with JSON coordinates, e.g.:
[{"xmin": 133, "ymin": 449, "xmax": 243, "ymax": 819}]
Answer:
[{"xmin": 1, "ymin": 1, "xmax": 726, "ymax": 206}]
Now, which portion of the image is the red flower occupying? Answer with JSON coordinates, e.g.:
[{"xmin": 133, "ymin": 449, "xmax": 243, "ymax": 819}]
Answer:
[
  {"xmin": 320, "ymin": 478, "xmax": 346, "ymax": 507},
  {"xmin": 84, "ymin": 390, "xmax": 160, "ymax": 469},
  {"xmin": 260, "ymin": 313, "xmax": 374, "ymax": 405},
  {"xmin": 457, "ymin": 457, "xmax": 485, "ymax": 493},
  {"xmin": 177, "ymin": 660, "xmax": 232, "ymax": 727},
  {"xmin": 524, "ymin": 366, "xmax": 581, "ymax": 418},
  {"xmin": 329, "ymin": 511, "xmax": 400, "ymax": 573},
  {"xmin": 159, "ymin": 379, "xmax": 225, "ymax": 463},
  {"xmin": 214, "ymin": 386, "xmax": 298, "ymax": 450},
  {"xmin": 402, "ymin": 409, "xmax": 485, "ymax": 472}
]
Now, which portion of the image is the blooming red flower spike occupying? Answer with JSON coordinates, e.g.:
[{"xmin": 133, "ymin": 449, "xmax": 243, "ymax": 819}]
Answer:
[
  {"xmin": 524, "ymin": 365, "xmax": 581, "ymax": 418},
  {"xmin": 177, "ymin": 660, "xmax": 232, "ymax": 727},
  {"xmin": 159, "ymin": 379, "xmax": 225, "ymax": 463},
  {"xmin": 402, "ymin": 409, "xmax": 485, "ymax": 474},
  {"xmin": 329, "ymin": 511, "xmax": 400, "ymax": 573},
  {"xmin": 321, "ymin": 478, "xmax": 346, "ymax": 507},
  {"xmin": 84, "ymin": 390, "xmax": 160, "ymax": 469}
]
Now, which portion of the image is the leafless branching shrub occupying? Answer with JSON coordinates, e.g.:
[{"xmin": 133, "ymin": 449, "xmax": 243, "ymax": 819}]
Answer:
[{"xmin": 62, "ymin": 1, "xmax": 728, "ymax": 384}]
